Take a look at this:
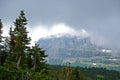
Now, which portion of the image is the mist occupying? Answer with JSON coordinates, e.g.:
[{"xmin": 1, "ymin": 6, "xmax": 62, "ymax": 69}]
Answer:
[{"xmin": 28, "ymin": 23, "xmax": 105, "ymax": 46}]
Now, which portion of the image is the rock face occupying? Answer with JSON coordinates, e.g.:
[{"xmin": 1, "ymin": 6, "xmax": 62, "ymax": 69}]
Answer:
[{"xmin": 38, "ymin": 34, "xmax": 120, "ymax": 71}]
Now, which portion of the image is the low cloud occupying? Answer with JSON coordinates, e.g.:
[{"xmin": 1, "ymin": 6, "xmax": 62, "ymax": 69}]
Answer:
[
  {"xmin": 2, "ymin": 24, "xmax": 11, "ymax": 37},
  {"xmin": 28, "ymin": 23, "xmax": 94, "ymax": 45}
]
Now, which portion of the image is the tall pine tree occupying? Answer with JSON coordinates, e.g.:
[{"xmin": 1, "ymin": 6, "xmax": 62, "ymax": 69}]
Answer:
[
  {"xmin": 31, "ymin": 43, "xmax": 47, "ymax": 72},
  {"xmin": 0, "ymin": 19, "xmax": 3, "ymax": 44},
  {"xmin": 28, "ymin": 43, "xmax": 48, "ymax": 80},
  {"xmin": 9, "ymin": 10, "xmax": 31, "ymax": 68},
  {"xmin": 0, "ymin": 19, "xmax": 3, "ymax": 65},
  {"xmin": 0, "ymin": 19, "xmax": 5, "ymax": 65}
]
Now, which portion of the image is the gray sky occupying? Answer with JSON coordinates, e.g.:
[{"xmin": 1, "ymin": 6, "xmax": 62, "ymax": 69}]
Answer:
[{"xmin": 0, "ymin": 0, "xmax": 120, "ymax": 48}]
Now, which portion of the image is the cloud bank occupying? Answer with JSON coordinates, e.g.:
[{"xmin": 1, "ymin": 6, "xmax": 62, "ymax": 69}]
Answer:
[{"xmin": 28, "ymin": 23, "xmax": 94, "ymax": 45}]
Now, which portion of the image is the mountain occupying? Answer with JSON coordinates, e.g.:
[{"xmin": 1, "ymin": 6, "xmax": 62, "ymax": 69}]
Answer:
[{"xmin": 38, "ymin": 34, "xmax": 120, "ymax": 71}]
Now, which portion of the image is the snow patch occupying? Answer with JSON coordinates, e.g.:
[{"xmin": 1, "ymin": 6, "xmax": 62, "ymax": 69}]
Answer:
[
  {"xmin": 92, "ymin": 63, "xmax": 97, "ymax": 66},
  {"xmin": 101, "ymin": 49, "xmax": 112, "ymax": 53}
]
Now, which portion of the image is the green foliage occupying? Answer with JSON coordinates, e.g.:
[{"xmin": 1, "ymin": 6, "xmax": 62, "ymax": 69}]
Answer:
[
  {"xmin": 0, "ymin": 11, "xmax": 48, "ymax": 80},
  {"xmin": 48, "ymin": 65, "xmax": 91, "ymax": 80},
  {"xmin": 0, "ymin": 19, "xmax": 7, "ymax": 66},
  {"xmin": 50, "ymin": 65, "xmax": 120, "ymax": 80},
  {"xmin": 29, "ymin": 43, "xmax": 47, "ymax": 71},
  {"xmin": 81, "ymin": 67, "xmax": 120, "ymax": 80},
  {"xmin": 0, "ymin": 19, "xmax": 3, "ymax": 65},
  {"xmin": 9, "ymin": 10, "xmax": 31, "ymax": 69}
]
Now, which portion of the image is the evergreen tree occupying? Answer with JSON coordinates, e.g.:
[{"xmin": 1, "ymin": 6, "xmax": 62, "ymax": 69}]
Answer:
[
  {"xmin": 0, "ymin": 19, "xmax": 5, "ymax": 65},
  {"xmin": 3, "ymin": 10, "xmax": 32, "ymax": 79},
  {"xmin": 9, "ymin": 10, "xmax": 31, "ymax": 68},
  {"xmin": 0, "ymin": 19, "xmax": 3, "ymax": 65},
  {"xmin": 29, "ymin": 43, "xmax": 48, "ymax": 80},
  {"xmin": 32, "ymin": 43, "xmax": 47, "ymax": 71},
  {"xmin": 0, "ymin": 19, "xmax": 3, "ymax": 44},
  {"xmin": 7, "ymin": 10, "xmax": 48, "ymax": 80}
]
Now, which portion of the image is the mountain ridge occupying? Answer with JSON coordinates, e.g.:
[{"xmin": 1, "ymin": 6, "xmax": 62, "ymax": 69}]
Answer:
[{"xmin": 38, "ymin": 33, "xmax": 120, "ymax": 71}]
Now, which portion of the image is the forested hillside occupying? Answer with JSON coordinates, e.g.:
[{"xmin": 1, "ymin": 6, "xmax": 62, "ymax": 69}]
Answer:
[
  {"xmin": 50, "ymin": 65, "xmax": 120, "ymax": 80},
  {"xmin": 0, "ymin": 11, "xmax": 120, "ymax": 80}
]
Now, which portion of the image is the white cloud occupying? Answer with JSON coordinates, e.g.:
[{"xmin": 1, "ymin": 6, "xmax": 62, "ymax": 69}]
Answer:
[
  {"xmin": 2, "ymin": 24, "xmax": 11, "ymax": 37},
  {"xmin": 28, "ymin": 23, "xmax": 91, "ymax": 45}
]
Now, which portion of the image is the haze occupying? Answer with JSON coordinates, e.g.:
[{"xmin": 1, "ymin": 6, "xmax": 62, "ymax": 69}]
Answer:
[{"xmin": 0, "ymin": 0, "xmax": 120, "ymax": 49}]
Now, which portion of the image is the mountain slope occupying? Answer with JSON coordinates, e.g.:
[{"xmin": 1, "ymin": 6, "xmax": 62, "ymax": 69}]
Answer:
[{"xmin": 38, "ymin": 34, "xmax": 120, "ymax": 71}]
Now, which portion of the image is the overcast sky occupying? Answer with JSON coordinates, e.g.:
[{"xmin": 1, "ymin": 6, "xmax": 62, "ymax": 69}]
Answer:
[{"xmin": 0, "ymin": 0, "xmax": 120, "ymax": 49}]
